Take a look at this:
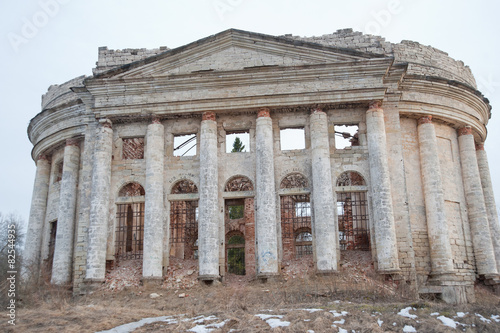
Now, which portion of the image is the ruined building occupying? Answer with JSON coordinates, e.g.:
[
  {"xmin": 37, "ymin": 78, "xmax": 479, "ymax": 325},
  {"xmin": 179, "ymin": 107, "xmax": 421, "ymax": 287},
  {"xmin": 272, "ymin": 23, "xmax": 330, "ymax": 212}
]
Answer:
[{"xmin": 24, "ymin": 29, "xmax": 500, "ymax": 304}]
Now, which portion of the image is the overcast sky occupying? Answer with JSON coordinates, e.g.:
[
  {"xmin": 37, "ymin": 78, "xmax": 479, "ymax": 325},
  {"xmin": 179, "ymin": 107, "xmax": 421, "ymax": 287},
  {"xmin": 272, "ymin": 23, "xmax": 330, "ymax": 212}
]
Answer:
[{"xmin": 1, "ymin": 0, "xmax": 499, "ymax": 226}]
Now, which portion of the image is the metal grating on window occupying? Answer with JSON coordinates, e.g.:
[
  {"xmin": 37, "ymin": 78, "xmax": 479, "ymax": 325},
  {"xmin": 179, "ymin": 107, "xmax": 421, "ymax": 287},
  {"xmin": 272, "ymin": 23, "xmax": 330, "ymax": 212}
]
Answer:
[
  {"xmin": 337, "ymin": 191, "xmax": 370, "ymax": 251},
  {"xmin": 115, "ymin": 203, "xmax": 144, "ymax": 260}
]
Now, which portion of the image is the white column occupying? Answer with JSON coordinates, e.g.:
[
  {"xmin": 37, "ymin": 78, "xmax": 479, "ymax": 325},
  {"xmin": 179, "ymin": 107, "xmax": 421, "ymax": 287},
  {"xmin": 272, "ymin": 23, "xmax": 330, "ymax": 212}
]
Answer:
[
  {"xmin": 366, "ymin": 101, "xmax": 400, "ymax": 273},
  {"xmin": 143, "ymin": 116, "xmax": 165, "ymax": 280},
  {"xmin": 51, "ymin": 139, "xmax": 80, "ymax": 285},
  {"xmin": 86, "ymin": 119, "xmax": 113, "ymax": 281},
  {"xmin": 458, "ymin": 127, "xmax": 498, "ymax": 276},
  {"xmin": 417, "ymin": 116, "xmax": 454, "ymax": 275},
  {"xmin": 476, "ymin": 143, "xmax": 500, "ymax": 272},
  {"xmin": 22, "ymin": 155, "xmax": 51, "ymax": 280},
  {"xmin": 198, "ymin": 111, "xmax": 219, "ymax": 280},
  {"xmin": 255, "ymin": 108, "xmax": 279, "ymax": 277},
  {"xmin": 310, "ymin": 108, "xmax": 337, "ymax": 272}
]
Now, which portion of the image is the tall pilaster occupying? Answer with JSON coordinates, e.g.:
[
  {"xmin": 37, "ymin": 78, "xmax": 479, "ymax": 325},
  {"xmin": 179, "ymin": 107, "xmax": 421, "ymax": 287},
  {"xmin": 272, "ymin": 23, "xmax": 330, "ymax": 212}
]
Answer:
[
  {"xmin": 458, "ymin": 127, "xmax": 498, "ymax": 276},
  {"xmin": 51, "ymin": 139, "xmax": 80, "ymax": 285},
  {"xmin": 86, "ymin": 119, "xmax": 113, "ymax": 282},
  {"xmin": 22, "ymin": 155, "xmax": 51, "ymax": 280},
  {"xmin": 198, "ymin": 111, "xmax": 219, "ymax": 280},
  {"xmin": 143, "ymin": 116, "xmax": 165, "ymax": 281},
  {"xmin": 310, "ymin": 108, "xmax": 337, "ymax": 272},
  {"xmin": 255, "ymin": 108, "xmax": 279, "ymax": 277},
  {"xmin": 417, "ymin": 116, "xmax": 454, "ymax": 276},
  {"xmin": 366, "ymin": 101, "xmax": 400, "ymax": 273},
  {"xmin": 476, "ymin": 144, "xmax": 500, "ymax": 272}
]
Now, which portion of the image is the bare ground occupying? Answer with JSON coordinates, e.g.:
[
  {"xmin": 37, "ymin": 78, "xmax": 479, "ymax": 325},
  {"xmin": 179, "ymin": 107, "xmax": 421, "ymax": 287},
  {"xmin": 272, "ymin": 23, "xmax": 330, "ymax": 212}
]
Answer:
[{"xmin": 4, "ymin": 253, "xmax": 500, "ymax": 332}]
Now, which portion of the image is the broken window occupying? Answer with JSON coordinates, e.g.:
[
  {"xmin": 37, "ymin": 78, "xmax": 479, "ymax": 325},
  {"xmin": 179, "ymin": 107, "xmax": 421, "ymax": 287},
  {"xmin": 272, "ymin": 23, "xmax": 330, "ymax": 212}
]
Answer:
[
  {"xmin": 228, "ymin": 204, "xmax": 244, "ymax": 219},
  {"xmin": 337, "ymin": 192, "xmax": 369, "ymax": 251},
  {"xmin": 334, "ymin": 125, "xmax": 359, "ymax": 149},
  {"xmin": 169, "ymin": 179, "xmax": 199, "ymax": 260},
  {"xmin": 44, "ymin": 220, "xmax": 57, "ymax": 281},
  {"xmin": 173, "ymin": 134, "xmax": 197, "ymax": 156},
  {"xmin": 115, "ymin": 203, "xmax": 145, "ymax": 260},
  {"xmin": 122, "ymin": 137, "xmax": 145, "ymax": 159},
  {"xmin": 226, "ymin": 131, "xmax": 249, "ymax": 153},
  {"xmin": 227, "ymin": 234, "xmax": 245, "ymax": 275},
  {"xmin": 280, "ymin": 128, "xmax": 305, "ymax": 151},
  {"xmin": 281, "ymin": 194, "xmax": 312, "ymax": 260},
  {"xmin": 295, "ymin": 231, "xmax": 313, "ymax": 258}
]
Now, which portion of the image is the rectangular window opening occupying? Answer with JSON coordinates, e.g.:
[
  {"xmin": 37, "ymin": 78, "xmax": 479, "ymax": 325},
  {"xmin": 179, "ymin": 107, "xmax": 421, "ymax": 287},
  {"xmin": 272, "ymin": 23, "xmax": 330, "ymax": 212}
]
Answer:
[
  {"xmin": 122, "ymin": 137, "xmax": 145, "ymax": 159},
  {"xmin": 226, "ymin": 131, "xmax": 250, "ymax": 153},
  {"xmin": 174, "ymin": 134, "xmax": 197, "ymax": 157},
  {"xmin": 280, "ymin": 128, "xmax": 305, "ymax": 151},
  {"xmin": 228, "ymin": 205, "xmax": 244, "ymax": 219},
  {"xmin": 334, "ymin": 125, "xmax": 359, "ymax": 149}
]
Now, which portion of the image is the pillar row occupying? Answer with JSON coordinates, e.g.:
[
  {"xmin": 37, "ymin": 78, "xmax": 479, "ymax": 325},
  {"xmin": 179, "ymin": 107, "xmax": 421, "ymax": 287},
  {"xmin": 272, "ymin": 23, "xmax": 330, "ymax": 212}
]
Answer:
[
  {"xmin": 86, "ymin": 119, "xmax": 113, "ymax": 281},
  {"xmin": 310, "ymin": 108, "xmax": 337, "ymax": 272},
  {"xmin": 143, "ymin": 116, "xmax": 165, "ymax": 279},
  {"xmin": 255, "ymin": 108, "xmax": 279, "ymax": 276},
  {"xmin": 417, "ymin": 116, "xmax": 454, "ymax": 276},
  {"xmin": 476, "ymin": 144, "xmax": 500, "ymax": 272},
  {"xmin": 22, "ymin": 155, "xmax": 51, "ymax": 280},
  {"xmin": 365, "ymin": 101, "xmax": 400, "ymax": 273},
  {"xmin": 198, "ymin": 111, "xmax": 219, "ymax": 280},
  {"xmin": 458, "ymin": 127, "xmax": 498, "ymax": 276},
  {"xmin": 51, "ymin": 139, "xmax": 80, "ymax": 285}
]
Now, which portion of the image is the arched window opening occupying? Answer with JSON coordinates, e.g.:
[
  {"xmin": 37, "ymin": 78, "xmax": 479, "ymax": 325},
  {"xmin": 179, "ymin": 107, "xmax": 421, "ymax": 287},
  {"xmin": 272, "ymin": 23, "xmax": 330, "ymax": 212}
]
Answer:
[
  {"xmin": 225, "ymin": 176, "xmax": 253, "ymax": 192},
  {"xmin": 295, "ymin": 230, "xmax": 313, "ymax": 258},
  {"xmin": 336, "ymin": 171, "xmax": 366, "ymax": 187},
  {"xmin": 280, "ymin": 173, "xmax": 309, "ymax": 189},
  {"xmin": 115, "ymin": 183, "xmax": 145, "ymax": 262},
  {"xmin": 336, "ymin": 172, "xmax": 369, "ymax": 251},
  {"xmin": 171, "ymin": 179, "xmax": 198, "ymax": 194}
]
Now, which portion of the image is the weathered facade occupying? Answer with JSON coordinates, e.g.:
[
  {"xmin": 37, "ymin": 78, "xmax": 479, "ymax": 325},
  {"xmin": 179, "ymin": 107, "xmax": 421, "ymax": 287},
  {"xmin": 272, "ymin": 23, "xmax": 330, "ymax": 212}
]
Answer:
[{"xmin": 24, "ymin": 29, "xmax": 500, "ymax": 303}]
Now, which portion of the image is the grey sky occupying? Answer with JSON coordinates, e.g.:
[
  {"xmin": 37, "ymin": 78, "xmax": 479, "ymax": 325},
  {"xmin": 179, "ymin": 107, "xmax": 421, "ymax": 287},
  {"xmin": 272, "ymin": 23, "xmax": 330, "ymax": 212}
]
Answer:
[{"xmin": 1, "ymin": 0, "xmax": 499, "ymax": 225}]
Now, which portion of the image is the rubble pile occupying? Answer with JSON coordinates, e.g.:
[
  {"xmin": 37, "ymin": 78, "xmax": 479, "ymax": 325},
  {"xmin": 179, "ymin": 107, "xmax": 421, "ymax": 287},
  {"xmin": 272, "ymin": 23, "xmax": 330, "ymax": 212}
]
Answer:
[
  {"xmin": 162, "ymin": 257, "xmax": 199, "ymax": 290},
  {"xmin": 102, "ymin": 259, "xmax": 142, "ymax": 291},
  {"xmin": 281, "ymin": 255, "xmax": 315, "ymax": 281}
]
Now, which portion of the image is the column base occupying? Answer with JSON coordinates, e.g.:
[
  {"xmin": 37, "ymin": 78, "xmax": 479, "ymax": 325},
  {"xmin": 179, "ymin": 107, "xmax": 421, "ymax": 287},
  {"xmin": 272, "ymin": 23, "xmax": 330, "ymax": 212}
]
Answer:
[
  {"xmin": 82, "ymin": 278, "xmax": 105, "ymax": 294},
  {"xmin": 141, "ymin": 276, "xmax": 163, "ymax": 288},
  {"xmin": 198, "ymin": 274, "xmax": 221, "ymax": 286},
  {"xmin": 316, "ymin": 269, "xmax": 338, "ymax": 276},
  {"xmin": 256, "ymin": 273, "xmax": 280, "ymax": 283}
]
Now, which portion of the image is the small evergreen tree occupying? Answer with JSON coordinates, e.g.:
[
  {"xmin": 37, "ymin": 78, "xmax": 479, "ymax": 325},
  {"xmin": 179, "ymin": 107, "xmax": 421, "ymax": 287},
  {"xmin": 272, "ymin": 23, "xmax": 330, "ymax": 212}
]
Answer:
[{"xmin": 231, "ymin": 137, "xmax": 245, "ymax": 152}]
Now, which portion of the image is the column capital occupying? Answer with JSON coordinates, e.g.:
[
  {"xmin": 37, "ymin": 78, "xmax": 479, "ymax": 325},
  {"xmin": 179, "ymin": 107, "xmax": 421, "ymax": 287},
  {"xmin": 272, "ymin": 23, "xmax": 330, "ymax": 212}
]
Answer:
[
  {"xmin": 37, "ymin": 154, "xmax": 49, "ymax": 162},
  {"xmin": 476, "ymin": 143, "xmax": 485, "ymax": 151},
  {"xmin": 151, "ymin": 115, "xmax": 161, "ymax": 124},
  {"xmin": 368, "ymin": 100, "xmax": 383, "ymax": 111},
  {"xmin": 99, "ymin": 118, "xmax": 112, "ymax": 129},
  {"xmin": 66, "ymin": 138, "xmax": 80, "ymax": 146},
  {"xmin": 457, "ymin": 126, "xmax": 472, "ymax": 136},
  {"xmin": 311, "ymin": 107, "xmax": 324, "ymax": 115},
  {"xmin": 418, "ymin": 115, "xmax": 433, "ymax": 125},
  {"xmin": 257, "ymin": 108, "xmax": 271, "ymax": 118},
  {"xmin": 202, "ymin": 111, "xmax": 216, "ymax": 121}
]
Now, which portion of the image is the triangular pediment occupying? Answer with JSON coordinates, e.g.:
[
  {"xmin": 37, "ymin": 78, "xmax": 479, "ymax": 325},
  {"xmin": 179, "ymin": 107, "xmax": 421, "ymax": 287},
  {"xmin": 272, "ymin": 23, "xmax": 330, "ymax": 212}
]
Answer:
[{"xmin": 100, "ymin": 29, "xmax": 383, "ymax": 79}]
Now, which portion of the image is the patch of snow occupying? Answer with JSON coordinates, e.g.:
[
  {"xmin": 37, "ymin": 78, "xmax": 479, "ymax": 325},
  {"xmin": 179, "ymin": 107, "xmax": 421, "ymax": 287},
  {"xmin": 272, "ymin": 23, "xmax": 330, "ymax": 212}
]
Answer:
[
  {"xmin": 207, "ymin": 320, "xmax": 229, "ymax": 329},
  {"xmin": 455, "ymin": 312, "xmax": 467, "ymax": 318},
  {"xmin": 255, "ymin": 314, "xmax": 284, "ymax": 320},
  {"xmin": 304, "ymin": 319, "xmax": 311, "ymax": 322},
  {"xmin": 475, "ymin": 313, "xmax": 492, "ymax": 323},
  {"xmin": 300, "ymin": 308, "xmax": 323, "ymax": 313},
  {"xmin": 403, "ymin": 325, "xmax": 417, "ymax": 332},
  {"xmin": 307, "ymin": 330, "xmax": 315, "ymax": 333},
  {"xmin": 266, "ymin": 318, "xmax": 290, "ymax": 328},
  {"xmin": 437, "ymin": 316, "xmax": 457, "ymax": 329},
  {"xmin": 96, "ymin": 316, "xmax": 176, "ymax": 333},
  {"xmin": 330, "ymin": 310, "xmax": 348, "ymax": 317},
  {"xmin": 491, "ymin": 315, "xmax": 500, "ymax": 322},
  {"xmin": 393, "ymin": 322, "xmax": 397, "ymax": 326},
  {"xmin": 398, "ymin": 307, "xmax": 417, "ymax": 319},
  {"xmin": 377, "ymin": 319, "xmax": 383, "ymax": 327},
  {"xmin": 334, "ymin": 318, "xmax": 345, "ymax": 325},
  {"xmin": 430, "ymin": 312, "xmax": 439, "ymax": 316},
  {"xmin": 338, "ymin": 328, "xmax": 348, "ymax": 333},
  {"xmin": 192, "ymin": 315, "xmax": 218, "ymax": 324},
  {"xmin": 188, "ymin": 324, "xmax": 213, "ymax": 333}
]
